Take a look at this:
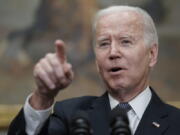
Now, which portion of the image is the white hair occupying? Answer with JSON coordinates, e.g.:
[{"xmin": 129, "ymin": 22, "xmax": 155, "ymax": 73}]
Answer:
[{"xmin": 92, "ymin": 6, "xmax": 158, "ymax": 47}]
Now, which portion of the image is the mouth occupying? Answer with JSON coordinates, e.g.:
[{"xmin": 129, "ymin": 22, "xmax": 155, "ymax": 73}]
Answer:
[
  {"xmin": 108, "ymin": 66, "xmax": 126, "ymax": 74},
  {"xmin": 110, "ymin": 67, "xmax": 123, "ymax": 72}
]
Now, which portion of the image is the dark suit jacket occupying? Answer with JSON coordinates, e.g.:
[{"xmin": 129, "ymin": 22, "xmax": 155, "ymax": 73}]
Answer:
[{"xmin": 8, "ymin": 88, "xmax": 180, "ymax": 135}]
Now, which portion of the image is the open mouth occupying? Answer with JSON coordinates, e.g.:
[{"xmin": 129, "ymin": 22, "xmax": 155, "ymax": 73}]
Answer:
[{"xmin": 110, "ymin": 67, "xmax": 122, "ymax": 72}]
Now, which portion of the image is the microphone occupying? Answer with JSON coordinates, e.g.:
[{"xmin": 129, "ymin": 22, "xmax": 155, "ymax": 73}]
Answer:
[
  {"xmin": 110, "ymin": 107, "xmax": 131, "ymax": 135},
  {"xmin": 70, "ymin": 111, "xmax": 93, "ymax": 135}
]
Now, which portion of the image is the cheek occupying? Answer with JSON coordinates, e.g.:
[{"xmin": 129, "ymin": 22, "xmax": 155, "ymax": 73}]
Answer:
[
  {"xmin": 96, "ymin": 58, "xmax": 105, "ymax": 75},
  {"xmin": 97, "ymin": 62, "xmax": 107, "ymax": 76},
  {"xmin": 128, "ymin": 53, "xmax": 150, "ymax": 78},
  {"xmin": 95, "ymin": 53, "xmax": 107, "ymax": 71},
  {"xmin": 96, "ymin": 59, "xmax": 110, "ymax": 81},
  {"xmin": 134, "ymin": 47, "xmax": 149, "ymax": 63}
]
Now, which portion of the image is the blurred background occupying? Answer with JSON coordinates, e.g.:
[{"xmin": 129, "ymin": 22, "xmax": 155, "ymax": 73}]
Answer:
[{"xmin": 0, "ymin": 0, "xmax": 180, "ymax": 133}]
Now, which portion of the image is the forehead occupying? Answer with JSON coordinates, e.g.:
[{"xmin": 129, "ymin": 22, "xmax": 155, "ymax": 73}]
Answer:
[{"xmin": 96, "ymin": 11, "xmax": 144, "ymax": 37}]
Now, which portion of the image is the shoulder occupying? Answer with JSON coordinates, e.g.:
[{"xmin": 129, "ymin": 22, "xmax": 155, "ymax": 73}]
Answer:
[
  {"xmin": 161, "ymin": 103, "xmax": 180, "ymax": 133},
  {"xmin": 164, "ymin": 102, "xmax": 180, "ymax": 114},
  {"xmin": 164, "ymin": 103, "xmax": 180, "ymax": 122},
  {"xmin": 151, "ymin": 87, "xmax": 180, "ymax": 118}
]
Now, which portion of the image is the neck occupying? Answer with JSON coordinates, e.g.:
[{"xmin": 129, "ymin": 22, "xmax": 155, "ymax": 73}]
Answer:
[{"xmin": 109, "ymin": 84, "xmax": 149, "ymax": 102}]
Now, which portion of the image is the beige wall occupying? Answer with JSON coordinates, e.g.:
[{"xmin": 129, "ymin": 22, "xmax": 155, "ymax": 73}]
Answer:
[
  {"xmin": 0, "ymin": 0, "xmax": 179, "ymax": 104},
  {"xmin": 0, "ymin": 0, "xmax": 180, "ymax": 133}
]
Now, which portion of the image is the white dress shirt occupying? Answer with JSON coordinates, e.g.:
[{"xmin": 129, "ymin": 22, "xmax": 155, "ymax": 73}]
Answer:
[
  {"xmin": 24, "ymin": 87, "xmax": 152, "ymax": 135},
  {"xmin": 108, "ymin": 86, "xmax": 152, "ymax": 135},
  {"xmin": 24, "ymin": 94, "xmax": 53, "ymax": 135}
]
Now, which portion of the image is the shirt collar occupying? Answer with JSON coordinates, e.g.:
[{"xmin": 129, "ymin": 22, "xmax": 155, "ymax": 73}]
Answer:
[{"xmin": 108, "ymin": 86, "xmax": 152, "ymax": 119}]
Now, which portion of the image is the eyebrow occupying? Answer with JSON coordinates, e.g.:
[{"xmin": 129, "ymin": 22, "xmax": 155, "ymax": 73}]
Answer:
[
  {"xmin": 96, "ymin": 34, "xmax": 137, "ymax": 42},
  {"xmin": 118, "ymin": 35, "xmax": 136, "ymax": 41},
  {"xmin": 97, "ymin": 36, "xmax": 110, "ymax": 42}
]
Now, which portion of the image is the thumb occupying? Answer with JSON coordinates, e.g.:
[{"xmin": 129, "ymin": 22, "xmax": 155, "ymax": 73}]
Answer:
[{"xmin": 55, "ymin": 39, "xmax": 66, "ymax": 63}]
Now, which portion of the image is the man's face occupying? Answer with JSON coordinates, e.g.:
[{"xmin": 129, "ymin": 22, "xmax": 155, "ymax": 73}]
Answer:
[{"xmin": 95, "ymin": 11, "xmax": 158, "ymax": 95}]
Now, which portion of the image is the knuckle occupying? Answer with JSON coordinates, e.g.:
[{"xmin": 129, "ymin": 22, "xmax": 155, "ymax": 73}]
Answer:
[
  {"xmin": 45, "ymin": 53, "xmax": 54, "ymax": 59},
  {"xmin": 67, "ymin": 63, "xmax": 72, "ymax": 68},
  {"xmin": 33, "ymin": 64, "xmax": 40, "ymax": 76},
  {"xmin": 39, "ymin": 58, "xmax": 46, "ymax": 64},
  {"xmin": 46, "ymin": 68, "xmax": 54, "ymax": 75},
  {"xmin": 52, "ymin": 60, "xmax": 59, "ymax": 67},
  {"xmin": 39, "ymin": 70, "xmax": 46, "ymax": 78},
  {"xmin": 64, "ymin": 64, "xmax": 73, "ymax": 74},
  {"xmin": 66, "ymin": 63, "xmax": 72, "ymax": 70},
  {"xmin": 37, "ymin": 59, "xmax": 45, "ymax": 66}
]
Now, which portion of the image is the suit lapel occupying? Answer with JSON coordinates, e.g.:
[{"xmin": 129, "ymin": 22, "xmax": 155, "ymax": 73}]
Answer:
[
  {"xmin": 86, "ymin": 88, "xmax": 170, "ymax": 135},
  {"xmin": 87, "ymin": 92, "xmax": 111, "ymax": 135},
  {"xmin": 134, "ymin": 89, "xmax": 169, "ymax": 135}
]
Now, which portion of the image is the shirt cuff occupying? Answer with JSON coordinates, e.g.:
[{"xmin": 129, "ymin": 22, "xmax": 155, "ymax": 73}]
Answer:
[{"xmin": 24, "ymin": 93, "xmax": 53, "ymax": 135}]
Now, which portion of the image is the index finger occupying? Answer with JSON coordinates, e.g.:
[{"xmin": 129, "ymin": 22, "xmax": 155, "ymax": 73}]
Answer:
[{"xmin": 55, "ymin": 39, "xmax": 66, "ymax": 63}]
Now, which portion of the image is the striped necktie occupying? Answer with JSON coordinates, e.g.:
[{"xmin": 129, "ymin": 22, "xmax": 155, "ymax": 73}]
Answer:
[{"xmin": 118, "ymin": 102, "xmax": 131, "ymax": 113}]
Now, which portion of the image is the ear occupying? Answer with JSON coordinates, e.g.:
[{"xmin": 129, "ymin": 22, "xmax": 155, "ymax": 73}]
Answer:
[
  {"xmin": 95, "ymin": 60, "xmax": 100, "ymax": 73},
  {"xmin": 149, "ymin": 44, "xmax": 158, "ymax": 68}
]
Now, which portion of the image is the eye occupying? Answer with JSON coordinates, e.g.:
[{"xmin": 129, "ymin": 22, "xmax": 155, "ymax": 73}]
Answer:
[
  {"xmin": 121, "ymin": 39, "xmax": 132, "ymax": 46},
  {"xmin": 100, "ymin": 42, "xmax": 109, "ymax": 46},
  {"xmin": 98, "ymin": 41, "xmax": 110, "ymax": 48},
  {"xmin": 122, "ymin": 40, "xmax": 131, "ymax": 44}
]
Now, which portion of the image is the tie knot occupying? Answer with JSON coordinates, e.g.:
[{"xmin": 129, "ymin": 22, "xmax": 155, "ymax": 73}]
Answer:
[{"xmin": 118, "ymin": 102, "xmax": 131, "ymax": 113}]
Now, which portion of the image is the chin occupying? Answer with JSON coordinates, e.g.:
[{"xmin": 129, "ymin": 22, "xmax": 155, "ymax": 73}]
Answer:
[
  {"xmin": 108, "ymin": 79, "xmax": 131, "ymax": 91},
  {"xmin": 108, "ymin": 82, "xmax": 125, "ymax": 91}
]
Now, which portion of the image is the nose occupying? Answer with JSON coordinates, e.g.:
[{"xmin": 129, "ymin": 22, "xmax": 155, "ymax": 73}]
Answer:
[{"xmin": 109, "ymin": 43, "xmax": 121, "ymax": 60}]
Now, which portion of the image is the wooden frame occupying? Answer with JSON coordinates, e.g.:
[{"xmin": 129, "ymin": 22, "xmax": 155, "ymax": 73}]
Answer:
[{"xmin": 0, "ymin": 105, "xmax": 22, "ymax": 130}]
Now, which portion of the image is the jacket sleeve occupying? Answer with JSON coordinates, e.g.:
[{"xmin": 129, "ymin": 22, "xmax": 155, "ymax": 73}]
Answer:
[
  {"xmin": 7, "ymin": 105, "xmax": 69, "ymax": 135},
  {"xmin": 7, "ymin": 109, "xmax": 27, "ymax": 135},
  {"xmin": 7, "ymin": 108, "xmax": 51, "ymax": 135}
]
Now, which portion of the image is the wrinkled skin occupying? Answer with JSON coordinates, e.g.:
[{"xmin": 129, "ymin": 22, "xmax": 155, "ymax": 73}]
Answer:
[
  {"xmin": 95, "ymin": 11, "xmax": 158, "ymax": 102},
  {"xmin": 31, "ymin": 40, "xmax": 74, "ymax": 109}
]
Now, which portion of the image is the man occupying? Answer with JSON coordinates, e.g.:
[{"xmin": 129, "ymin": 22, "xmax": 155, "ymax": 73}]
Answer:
[{"xmin": 8, "ymin": 5, "xmax": 180, "ymax": 135}]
